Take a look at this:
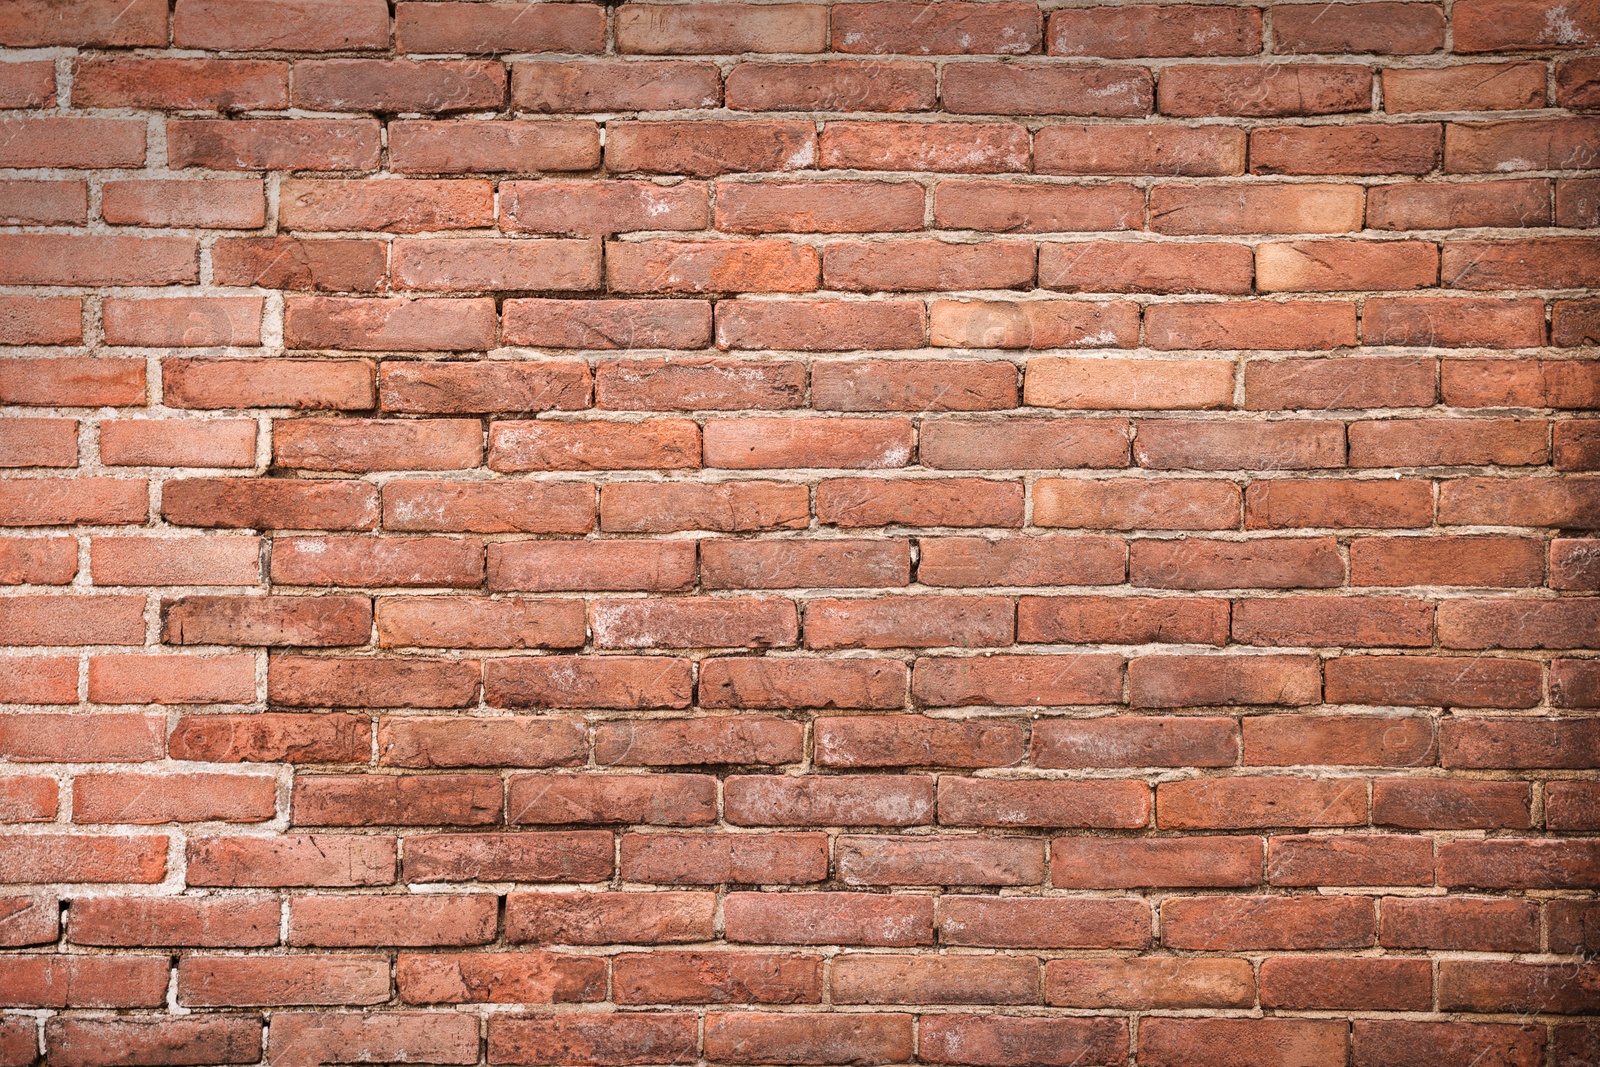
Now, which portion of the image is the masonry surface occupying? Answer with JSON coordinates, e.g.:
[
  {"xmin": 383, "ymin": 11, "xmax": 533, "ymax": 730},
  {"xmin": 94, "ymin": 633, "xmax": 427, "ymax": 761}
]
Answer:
[{"xmin": 0, "ymin": 0, "xmax": 1597, "ymax": 1063}]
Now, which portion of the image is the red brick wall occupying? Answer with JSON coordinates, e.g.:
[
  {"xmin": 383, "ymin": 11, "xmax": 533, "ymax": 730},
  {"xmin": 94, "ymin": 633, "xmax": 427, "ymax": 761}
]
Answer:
[{"xmin": 1, "ymin": 0, "xmax": 1598, "ymax": 1063}]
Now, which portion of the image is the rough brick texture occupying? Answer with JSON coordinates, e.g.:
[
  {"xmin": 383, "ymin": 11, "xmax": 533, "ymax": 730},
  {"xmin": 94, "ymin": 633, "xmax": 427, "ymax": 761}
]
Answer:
[{"xmin": 0, "ymin": 1, "xmax": 1596, "ymax": 1064}]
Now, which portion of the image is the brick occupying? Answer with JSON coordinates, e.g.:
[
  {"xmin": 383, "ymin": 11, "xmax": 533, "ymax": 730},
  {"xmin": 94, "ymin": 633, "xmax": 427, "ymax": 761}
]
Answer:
[
  {"xmin": 506, "ymin": 301, "xmax": 712, "ymax": 350},
  {"xmin": 2, "ymin": 898, "xmax": 57, "ymax": 948},
  {"xmin": 506, "ymin": 891, "xmax": 714, "ymax": 944},
  {"xmin": 620, "ymin": 832, "xmax": 828, "ymax": 885},
  {"xmin": 1151, "ymin": 181, "xmax": 1364, "ymax": 235},
  {"xmin": 88, "ymin": 654, "xmax": 255, "ymax": 705},
  {"xmin": 1439, "ymin": 960, "xmax": 1600, "ymax": 1014},
  {"xmin": 490, "ymin": 419, "xmax": 697, "ymax": 472},
  {"xmin": 591, "ymin": 596, "xmax": 796, "ymax": 650},
  {"xmin": 485, "ymin": 655, "xmax": 692, "ymax": 709},
  {"xmin": 612, "ymin": 950, "xmax": 821, "ymax": 1004},
  {"xmin": 0, "ymin": 712, "xmax": 161, "ymax": 760},
  {"xmin": 393, "ymin": 237, "xmax": 600, "ymax": 292},
  {"xmin": 1252, "ymin": 360, "xmax": 1435, "ymax": 413},
  {"xmin": 1440, "ymin": 716, "xmax": 1600, "ymax": 767},
  {"xmin": 46, "ymin": 1017, "xmax": 264, "ymax": 1067},
  {"xmin": 933, "ymin": 180, "xmax": 1142, "ymax": 232},
  {"xmin": 1246, "ymin": 478, "xmax": 1433, "ymax": 529},
  {"xmin": 704, "ymin": 1013, "xmax": 913, "ymax": 1066},
  {"xmin": 814, "ymin": 361, "xmax": 1017, "ymax": 411},
  {"xmin": 1261, "ymin": 956, "xmax": 1431, "ymax": 1011},
  {"xmin": 0, "ymin": 537, "xmax": 78, "ymax": 584},
  {"xmin": 702, "ymin": 538, "xmax": 910, "ymax": 590},
  {"xmin": 269, "ymin": 655, "xmax": 481, "ymax": 708},
  {"xmin": 832, "ymin": 954, "xmax": 1037, "ymax": 1005},
  {"xmin": 288, "ymin": 894, "xmax": 496, "ymax": 947},
  {"xmin": 384, "ymin": 481, "xmax": 594, "ymax": 534},
  {"xmin": 1252, "ymin": 123, "xmax": 1441, "ymax": 175},
  {"xmin": 609, "ymin": 240, "xmax": 819, "ymax": 294},
  {"xmin": 292, "ymin": 59, "xmax": 505, "ymax": 114},
  {"xmin": 377, "ymin": 596, "xmax": 584, "ymax": 650},
  {"xmin": 1354, "ymin": 1021, "xmax": 1544, "ymax": 1067},
  {"xmin": 1048, "ymin": 5, "xmax": 1262, "ymax": 57},
  {"xmin": 0, "ymin": 180, "xmax": 85, "ymax": 226},
  {"xmin": 284, "ymin": 297, "xmax": 497, "ymax": 352},
  {"xmin": 177, "ymin": 955, "xmax": 389, "ymax": 1008},
  {"xmin": 0, "ymin": 60, "xmax": 51, "ymax": 107},
  {"xmin": 103, "ymin": 298, "xmax": 263, "ymax": 349},
  {"xmin": 269, "ymin": 536, "xmax": 483, "ymax": 587},
  {"xmin": 1555, "ymin": 660, "xmax": 1600, "ymax": 708},
  {"xmin": 724, "ymin": 774, "xmax": 933, "ymax": 827},
  {"xmin": 0, "ymin": 777, "xmax": 55, "ymax": 822},
  {"xmin": 617, "ymin": 4, "xmax": 823, "ymax": 53},
  {"xmin": 1444, "ymin": 357, "xmax": 1600, "ymax": 407},
  {"xmin": 1033, "ymin": 716, "xmax": 1237, "ymax": 768},
  {"xmin": 804, "ymin": 596, "xmax": 1014, "ymax": 649},
  {"xmin": 938, "ymin": 896, "xmax": 1149, "ymax": 950},
  {"xmin": 293, "ymin": 773, "xmax": 501, "ymax": 827},
  {"xmin": 943, "ymin": 62, "xmax": 1151, "ymax": 116},
  {"xmin": 1145, "ymin": 300, "xmax": 1357, "ymax": 350},
  {"xmin": 0, "ymin": 418, "xmax": 75, "ymax": 468},
  {"xmin": 400, "ymin": 951, "xmax": 605, "ymax": 1005},
  {"xmin": 723, "ymin": 892, "xmax": 933, "ymax": 946},
  {"xmin": 491, "ymin": 1014, "xmax": 698, "ymax": 1066},
  {"xmin": 168, "ymin": 119, "xmax": 381, "ymax": 172},
  {"xmin": 1454, "ymin": 0, "xmax": 1600, "ymax": 50},
  {"xmin": 1018, "ymin": 594, "xmax": 1228, "ymax": 645},
  {"xmin": 0, "ymin": 477, "xmax": 147, "ymax": 527},
  {"xmin": 912, "ymin": 653, "xmax": 1123, "ymax": 706},
  {"xmin": 269, "ymin": 1013, "xmax": 478, "ymax": 1067},
  {"xmin": 73, "ymin": 57, "xmax": 287, "ymax": 111},
  {"xmin": 489, "ymin": 540, "xmax": 695, "ymax": 592},
  {"xmin": 174, "ymin": 0, "xmax": 389, "ymax": 50},
  {"xmin": 1036, "ymin": 477, "xmax": 1240, "ymax": 530},
  {"xmin": 937, "ymin": 776, "xmax": 1150, "ymax": 828},
  {"xmin": 1447, "ymin": 118, "xmax": 1600, "ymax": 173},
  {"xmin": 1324, "ymin": 655, "xmax": 1543, "ymax": 708},
  {"xmin": 601, "ymin": 481, "xmax": 809, "ymax": 533},
  {"xmin": 0, "ymin": 117, "xmax": 144, "ymax": 169},
  {"xmin": 100, "ymin": 419, "xmax": 256, "ymax": 468},
  {"xmin": 0, "ymin": 0, "xmax": 166, "ymax": 45},
  {"xmin": 1159, "ymin": 776, "xmax": 1365, "ymax": 828},
  {"xmin": 1558, "ymin": 56, "xmax": 1600, "ymax": 107},
  {"xmin": 1159, "ymin": 64, "xmax": 1372, "ymax": 117},
  {"xmin": 1367, "ymin": 298, "xmax": 1546, "ymax": 350},
  {"xmin": 1234, "ymin": 597, "xmax": 1433, "ymax": 649},
  {"xmin": 815, "ymin": 715, "xmax": 1024, "ymax": 769},
  {"xmin": 1440, "ymin": 599, "xmax": 1600, "ymax": 650},
  {"xmin": 397, "ymin": 2, "xmax": 604, "ymax": 54},
  {"xmin": 380, "ymin": 361, "xmax": 590, "ymax": 415},
  {"xmin": 1047, "ymin": 958, "xmax": 1252, "ymax": 1009},
  {"xmin": 74, "ymin": 770, "xmax": 275, "ymax": 824},
  {"xmin": 606, "ymin": 121, "xmax": 815, "ymax": 176},
  {"xmin": 1552, "ymin": 538, "xmax": 1600, "ymax": 590},
  {"xmin": 0, "ymin": 834, "xmax": 167, "ymax": 884},
  {"xmin": 503, "ymin": 180, "xmax": 708, "ymax": 236},
  {"xmin": 836, "ymin": 833, "xmax": 1042, "ymax": 887},
  {"xmin": 170, "ymin": 712, "xmax": 370, "ymax": 764},
  {"xmin": 405, "ymin": 831, "xmax": 612, "ymax": 883},
  {"xmin": 163, "ymin": 594, "xmax": 369, "ymax": 647},
  {"xmin": 0, "ymin": 235, "xmax": 194, "ymax": 287},
  {"xmin": 699, "ymin": 657, "xmax": 906, "ymax": 709},
  {"xmin": 1380, "ymin": 896, "xmax": 1540, "ymax": 952},
  {"xmin": 512, "ymin": 60, "xmax": 720, "ymax": 112},
  {"xmin": 1375, "ymin": 778, "xmax": 1533, "ymax": 830},
  {"xmin": 388, "ymin": 120, "xmax": 601, "ymax": 174},
  {"xmin": 1135, "ymin": 420, "xmax": 1345, "ymax": 469},
  {"xmin": 1367, "ymin": 179, "xmax": 1550, "ymax": 230},
  {"xmin": 834, "ymin": 2, "xmax": 1039, "ymax": 54},
  {"xmin": 282, "ymin": 179, "xmax": 491, "ymax": 233},
  {"xmin": 1, "ymin": 359, "xmax": 142, "ymax": 407},
  {"xmin": 1133, "ymin": 538, "xmax": 1345, "ymax": 590},
  {"xmin": 816, "ymin": 477, "xmax": 1024, "ymax": 527},
  {"xmin": 1275, "ymin": 2, "xmax": 1444, "ymax": 53},
  {"xmin": 1268, "ymin": 833, "xmax": 1433, "ymax": 886},
  {"xmin": 1385, "ymin": 62, "xmax": 1547, "ymax": 113},
  {"xmin": 1444, "ymin": 238, "xmax": 1600, "ymax": 290},
  {"xmin": 727, "ymin": 61, "xmax": 936, "ymax": 111},
  {"xmin": 1351, "ymin": 535, "xmax": 1545, "ymax": 587},
  {"xmin": 0, "ymin": 297, "xmax": 80, "ymax": 346},
  {"xmin": 1549, "ymin": 899, "xmax": 1600, "ymax": 953},
  {"xmin": 186, "ymin": 834, "xmax": 394, "ymax": 887},
  {"xmin": 932, "ymin": 300, "xmax": 1136, "ymax": 350},
  {"xmin": 0, "ymin": 955, "xmax": 167, "ymax": 1009},
  {"xmin": 1035, "ymin": 124, "xmax": 1246, "ymax": 176},
  {"xmin": 1041, "ymin": 241, "xmax": 1253, "ymax": 294},
  {"xmin": 380, "ymin": 715, "xmax": 584, "ymax": 768},
  {"xmin": 1162, "ymin": 895, "xmax": 1375, "ymax": 949},
  {"xmin": 716, "ymin": 300, "xmax": 927, "ymax": 351},
  {"xmin": 211, "ymin": 238, "xmax": 386, "ymax": 292},
  {"xmin": 920, "ymin": 420, "xmax": 1129, "ymax": 472},
  {"xmin": 1140, "ymin": 1019, "xmax": 1348, "ymax": 1067},
  {"xmin": 704, "ymin": 415, "xmax": 915, "ymax": 467},
  {"xmin": 821, "ymin": 121, "xmax": 1030, "ymax": 173},
  {"xmin": 1257, "ymin": 239, "xmax": 1437, "ymax": 292}
]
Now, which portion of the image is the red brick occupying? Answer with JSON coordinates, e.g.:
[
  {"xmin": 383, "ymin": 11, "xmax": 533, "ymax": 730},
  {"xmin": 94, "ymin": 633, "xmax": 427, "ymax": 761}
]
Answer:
[
  {"xmin": 174, "ymin": 0, "xmax": 388, "ymax": 50},
  {"xmin": 46, "ymin": 1017, "xmax": 264, "ymax": 1067},
  {"xmin": 1163, "ymin": 894, "xmax": 1374, "ymax": 949},
  {"xmin": 723, "ymin": 892, "xmax": 932, "ymax": 946},
  {"xmin": 724, "ymin": 774, "xmax": 933, "ymax": 827},
  {"xmin": 1351, "ymin": 535, "xmax": 1544, "ymax": 587},
  {"xmin": 1261, "ymin": 956, "xmax": 1431, "ymax": 1011},
  {"xmin": 380, "ymin": 715, "xmax": 584, "ymax": 768},
  {"xmin": 932, "ymin": 300, "xmax": 1136, "ymax": 350},
  {"xmin": 727, "ymin": 61, "xmax": 935, "ymax": 111},
  {"xmin": 1132, "ymin": 537, "xmax": 1345, "ymax": 590},
  {"xmin": 102, "ymin": 180, "xmax": 264, "ymax": 230},
  {"xmin": 286, "ymin": 297, "xmax": 498, "ymax": 352},
  {"xmin": 602, "ymin": 480, "xmax": 808, "ymax": 533},
  {"xmin": 506, "ymin": 891, "xmax": 714, "ymax": 944},
  {"xmin": 177, "ymin": 954, "xmax": 389, "ymax": 1008},
  {"xmin": 74, "ymin": 770, "xmax": 274, "ymax": 824},
  {"xmin": 503, "ymin": 180, "xmax": 707, "ymax": 236},
  {"xmin": 1455, "ymin": 0, "xmax": 1600, "ymax": 50},
  {"xmin": 1033, "ymin": 716, "xmax": 1237, "ymax": 768},
  {"xmin": 1555, "ymin": 660, "xmax": 1600, "ymax": 709},
  {"xmin": 0, "ymin": 776, "xmax": 55, "ymax": 822},
  {"xmin": 0, "ymin": 418, "xmax": 75, "ymax": 468},
  {"xmin": 404, "ymin": 831, "xmax": 612, "ymax": 884},
  {"xmin": 617, "ymin": 3, "xmax": 823, "ymax": 53},
  {"xmin": 270, "ymin": 536, "xmax": 483, "ymax": 588},
  {"xmin": 612, "ymin": 950, "xmax": 821, "ymax": 1004},
  {"xmin": 0, "ymin": 181, "xmax": 85, "ymax": 226},
  {"xmin": 1041, "ymin": 241, "xmax": 1253, "ymax": 294},
  {"xmin": 73, "ymin": 56, "xmax": 287, "ymax": 111},
  {"xmin": 1047, "ymin": 957, "xmax": 1253, "ymax": 1009},
  {"xmin": 0, "ymin": 296, "xmax": 80, "ymax": 345},
  {"xmin": 2, "ymin": 898, "xmax": 58, "ymax": 950},
  {"xmin": 1160, "ymin": 64, "xmax": 1372, "ymax": 117},
  {"xmin": 938, "ymin": 776, "xmax": 1150, "ymax": 827},
  {"xmin": 1444, "ymin": 475, "xmax": 1600, "ymax": 526},
  {"xmin": 1558, "ymin": 56, "xmax": 1600, "ymax": 107},
  {"xmin": 400, "ymin": 951, "xmax": 605, "ymax": 1005},
  {"xmin": 379, "ymin": 361, "xmax": 589, "ymax": 416},
  {"xmin": 834, "ymin": 1, "xmax": 1039, "ymax": 54},
  {"xmin": 1246, "ymin": 478, "xmax": 1433, "ymax": 529},
  {"xmin": 816, "ymin": 361, "xmax": 1016, "ymax": 411},
  {"xmin": 212, "ymin": 237, "xmax": 385, "ymax": 292},
  {"xmin": 919, "ymin": 420, "xmax": 1129, "ymax": 472},
  {"xmin": 1385, "ymin": 62, "xmax": 1548, "ymax": 113},
  {"xmin": 0, "ymin": 537, "xmax": 78, "ymax": 584},
  {"xmin": 93, "ymin": 534, "xmax": 261, "ymax": 587},
  {"xmin": 0, "ymin": 234, "xmax": 194, "ymax": 286},
  {"xmin": 88, "ymin": 654, "xmax": 255, "ymax": 705},
  {"xmin": 293, "ymin": 772, "xmax": 501, "ymax": 827},
  {"xmin": 170, "ymin": 712, "xmax": 370, "ymax": 764},
  {"xmin": 821, "ymin": 121, "xmax": 1030, "ymax": 173},
  {"xmin": 1018, "ymin": 594, "xmax": 1227, "ymax": 645},
  {"xmin": 377, "ymin": 596, "xmax": 583, "ymax": 650},
  {"xmin": 1252, "ymin": 123, "xmax": 1441, "ymax": 175},
  {"xmin": 1440, "ymin": 959, "xmax": 1600, "ymax": 1014},
  {"xmin": 100, "ymin": 419, "xmax": 256, "ymax": 468},
  {"xmin": 943, "ymin": 62, "xmax": 1150, "ymax": 116},
  {"xmin": 281, "ymin": 179, "xmax": 489, "ymax": 233},
  {"xmin": 0, "ymin": 955, "xmax": 167, "ymax": 1009},
  {"xmin": 815, "ymin": 715, "xmax": 1024, "ymax": 768},
  {"xmin": 1325, "ymin": 654, "xmax": 1543, "ymax": 708},
  {"xmin": 816, "ymin": 477, "xmax": 1024, "ymax": 528},
  {"xmin": 186, "ymin": 833, "xmax": 394, "ymax": 887},
  {"xmin": 489, "ymin": 419, "xmax": 695, "ymax": 473},
  {"xmin": 1444, "ymin": 357, "xmax": 1600, "ymax": 407},
  {"xmin": 268, "ymin": 655, "xmax": 481, "ymax": 708},
  {"xmin": 388, "ymin": 120, "xmax": 601, "ymax": 174},
  {"xmin": 505, "ymin": 301, "xmax": 711, "ymax": 351},
  {"xmin": 1160, "ymin": 776, "xmax": 1365, "ymax": 828},
  {"xmin": 1151, "ymin": 181, "xmax": 1364, "ymax": 235},
  {"xmin": 606, "ymin": 121, "xmax": 815, "ymax": 176},
  {"xmin": 699, "ymin": 657, "xmax": 906, "ymax": 709},
  {"xmin": 838, "ymin": 833, "xmax": 1044, "ymax": 886},
  {"xmin": 1234, "ymin": 597, "xmax": 1433, "ymax": 649},
  {"xmin": 1136, "ymin": 420, "xmax": 1345, "ymax": 469},
  {"xmin": 0, "ymin": 833, "xmax": 166, "ymax": 885},
  {"xmin": 485, "ymin": 655, "xmax": 692, "ymax": 709},
  {"xmin": 716, "ymin": 300, "xmax": 927, "ymax": 351},
  {"xmin": 933, "ymin": 180, "xmax": 1142, "ymax": 232},
  {"xmin": 489, "ymin": 539, "xmax": 694, "ymax": 592},
  {"xmin": 832, "ymin": 955, "xmax": 1038, "ymax": 1005},
  {"xmin": 1367, "ymin": 179, "xmax": 1550, "ymax": 230},
  {"xmin": 1269, "ymin": 833, "xmax": 1433, "ymax": 886},
  {"xmin": 0, "ymin": 0, "xmax": 166, "ymax": 45},
  {"xmin": 1249, "ymin": 355, "xmax": 1437, "ymax": 409},
  {"xmin": 1, "ymin": 359, "xmax": 143, "ymax": 407},
  {"xmin": 103, "ymin": 298, "xmax": 263, "ymax": 349},
  {"xmin": 163, "ymin": 594, "xmax": 368, "ymax": 647},
  {"xmin": 1440, "ymin": 716, "xmax": 1600, "ymax": 767},
  {"xmin": 1141, "ymin": 1019, "xmax": 1348, "ymax": 1067},
  {"xmin": 0, "ymin": 60, "xmax": 51, "ymax": 107},
  {"xmin": 393, "ymin": 237, "xmax": 600, "ymax": 293},
  {"xmin": 0, "ymin": 477, "xmax": 147, "ymax": 527},
  {"xmin": 911, "ymin": 652, "xmax": 1122, "ymax": 705},
  {"xmin": 1380, "ymin": 896, "xmax": 1539, "ymax": 952},
  {"xmin": 168, "ymin": 119, "xmax": 380, "ymax": 171},
  {"xmin": 620, "ymin": 832, "xmax": 828, "ymax": 885},
  {"xmin": 1275, "ymin": 2, "xmax": 1444, "ymax": 53},
  {"xmin": 1354, "ymin": 1021, "xmax": 1544, "ymax": 1067},
  {"xmin": 1375, "ymin": 778, "xmax": 1533, "ymax": 830},
  {"xmin": 1257, "ymin": 239, "xmax": 1437, "ymax": 292},
  {"xmin": 804, "ymin": 596, "xmax": 1014, "ymax": 649},
  {"xmin": 292, "ymin": 58, "xmax": 505, "ymax": 114},
  {"xmin": 397, "ymin": 2, "xmax": 604, "ymax": 54},
  {"xmin": 0, "ymin": 712, "xmax": 161, "ymax": 761},
  {"xmin": 491, "ymin": 1014, "xmax": 698, "ymax": 1067},
  {"xmin": 1036, "ymin": 477, "xmax": 1239, "ymax": 530},
  {"xmin": 702, "ymin": 538, "xmax": 910, "ymax": 590},
  {"xmin": 703, "ymin": 1011, "xmax": 913, "ymax": 1065},
  {"xmin": 1444, "ymin": 238, "xmax": 1600, "ymax": 290},
  {"xmin": 591, "ymin": 596, "xmax": 796, "ymax": 650},
  {"xmin": 512, "ymin": 60, "xmax": 720, "ymax": 112},
  {"xmin": 1035, "ymin": 124, "xmax": 1246, "ymax": 176},
  {"xmin": 1552, "ymin": 538, "xmax": 1600, "ymax": 590},
  {"xmin": 609, "ymin": 240, "xmax": 819, "ymax": 294},
  {"xmin": 1048, "ymin": 4, "xmax": 1262, "ymax": 57},
  {"xmin": 0, "ymin": 117, "xmax": 143, "ymax": 169},
  {"xmin": 288, "ymin": 894, "xmax": 496, "ymax": 947},
  {"xmin": 269, "ymin": 1013, "xmax": 478, "ymax": 1067},
  {"xmin": 939, "ymin": 896, "xmax": 1149, "ymax": 949},
  {"xmin": 1447, "ymin": 118, "xmax": 1600, "ymax": 173},
  {"xmin": 1146, "ymin": 300, "xmax": 1357, "ymax": 350},
  {"xmin": 1550, "ymin": 899, "xmax": 1600, "ymax": 953},
  {"xmin": 384, "ymin": 480, "xmax": 593, "ymax": 534}
]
